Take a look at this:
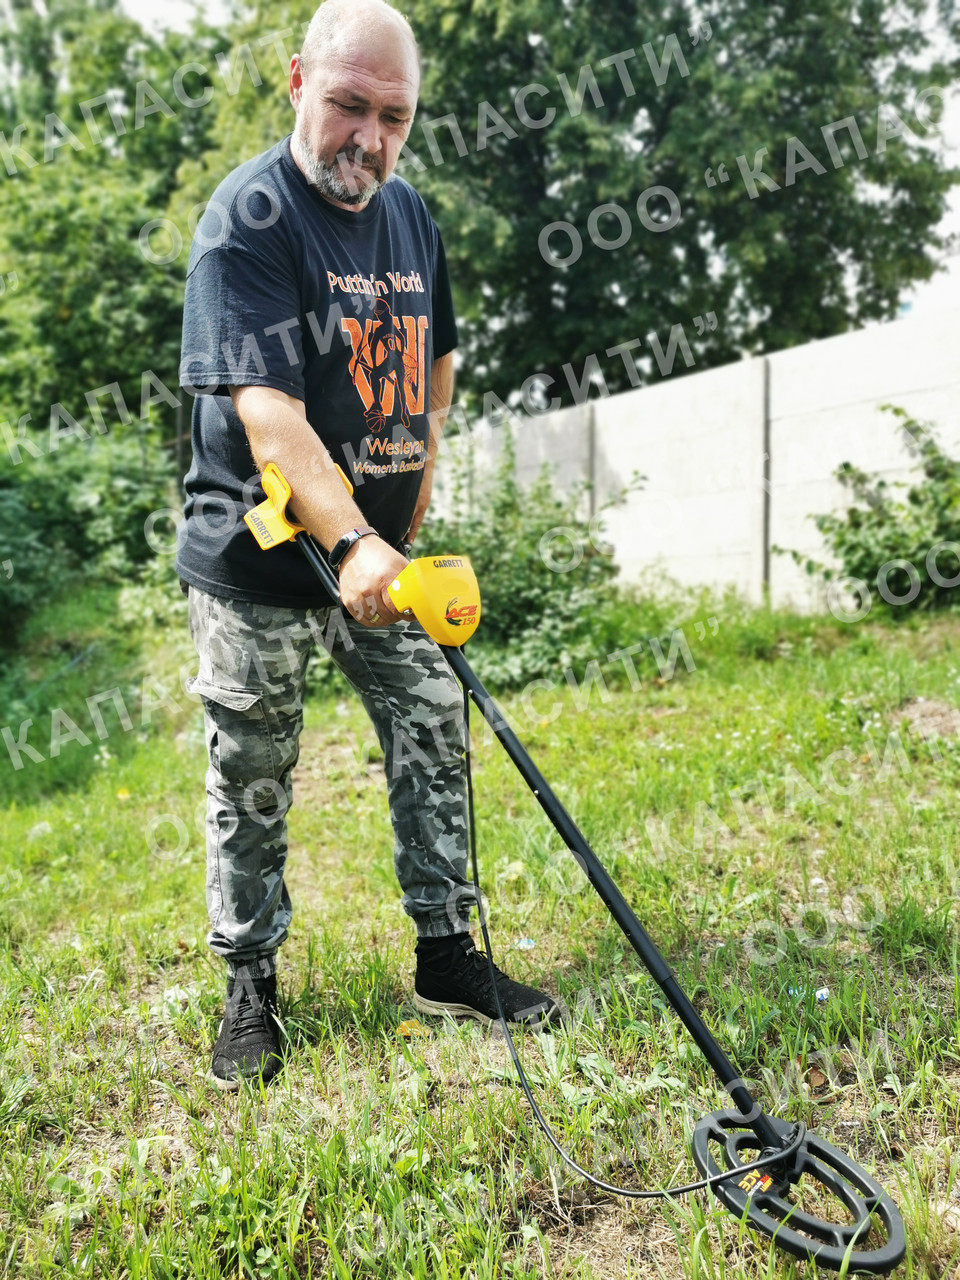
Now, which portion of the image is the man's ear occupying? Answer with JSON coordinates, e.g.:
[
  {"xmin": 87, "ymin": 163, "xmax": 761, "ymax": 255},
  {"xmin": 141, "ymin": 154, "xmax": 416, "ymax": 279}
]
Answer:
[{"xmin": 290, "ymin": 54, "xmax": 304, "ymax": 109}]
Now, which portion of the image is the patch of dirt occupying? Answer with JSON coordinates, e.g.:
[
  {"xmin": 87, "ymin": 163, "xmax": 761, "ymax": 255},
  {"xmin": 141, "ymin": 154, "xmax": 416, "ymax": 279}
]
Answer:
[
  {"xmin": 860, "ymin": 616, "xmax": 960, "ymax": 661},
  {"xmin": 893, "ymin": 697, "xmax": 960, "ymax": 741},
  {"xmin": 525, "ymin": 1199, "xmax": 681, "ymax": 1279},
  {"xmin": 292, "ymin": 726, "xmax": 385, "ymax": 813},
  {"xmin": 283, "ymin": 722, "xmax": 389, "ymax": 914}
]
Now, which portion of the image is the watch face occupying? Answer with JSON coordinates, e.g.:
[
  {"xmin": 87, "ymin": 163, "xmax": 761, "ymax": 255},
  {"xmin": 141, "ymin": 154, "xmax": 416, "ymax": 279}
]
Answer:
[
  {"xmin": 332, "ymin": 526, "xmax": 375, "ymax": 567},
  {"xmin": 330, "ymin": 534, "xmax": 353, "ymax": 568}
]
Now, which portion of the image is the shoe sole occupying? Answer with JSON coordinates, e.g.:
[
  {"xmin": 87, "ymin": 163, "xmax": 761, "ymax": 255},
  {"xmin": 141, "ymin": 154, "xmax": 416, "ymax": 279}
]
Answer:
[
  {"xmin": 208, "ymin": 1068, "xmax": 243, "ymax": 1092},
  {"xmin": 413, "ymin": 992, "xmax": 561, "ymax": 1030}
]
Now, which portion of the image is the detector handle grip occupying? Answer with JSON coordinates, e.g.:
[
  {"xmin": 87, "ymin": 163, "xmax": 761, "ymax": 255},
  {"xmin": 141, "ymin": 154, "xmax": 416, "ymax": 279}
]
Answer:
[{"xmin": 244, "ymin": 461, "xmax": 354, "ymax": 550}]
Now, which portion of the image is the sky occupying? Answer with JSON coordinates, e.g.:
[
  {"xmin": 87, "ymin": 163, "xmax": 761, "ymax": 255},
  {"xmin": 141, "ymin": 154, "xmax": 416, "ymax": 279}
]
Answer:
[
  {"xmin": 129, "ymin": 0, "xmax": 231, "ymax": 34},
  {"xmin": 123, "ymin": 0, "xmax": 959, "ymax": 321}
]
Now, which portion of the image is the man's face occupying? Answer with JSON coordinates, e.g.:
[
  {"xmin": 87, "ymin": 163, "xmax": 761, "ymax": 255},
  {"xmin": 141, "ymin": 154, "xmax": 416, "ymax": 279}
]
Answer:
[{"xmin": 290, "ymin": 30, "xmax": 419, "ymax": 209}]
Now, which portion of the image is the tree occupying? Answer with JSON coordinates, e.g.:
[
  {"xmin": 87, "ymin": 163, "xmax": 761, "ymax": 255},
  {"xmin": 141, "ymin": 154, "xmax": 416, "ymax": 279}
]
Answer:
[
  {"xmin": 3, "ymin": 0, "xmax": 958, "ymax": 645},
  {"xmin": 0, "ymin": 0, "xmax": 220, "ymax": 452},
  {"xmin": 165, "ymin": 2, "xmax": 313, "ymax": 239},
  {"xmin": 395, "ymin": 0, "xmax": 959, "ymax": 410},
  {"xmin": 0, "ymin": 0, "xmax": 219, "ymax": 647}
]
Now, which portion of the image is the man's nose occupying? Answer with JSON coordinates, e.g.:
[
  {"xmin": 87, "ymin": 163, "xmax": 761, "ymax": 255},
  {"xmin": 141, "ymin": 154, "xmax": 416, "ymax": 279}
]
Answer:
[{"xmin": 353, "ymin": 111, "xmax": 383, "ymax": 154}]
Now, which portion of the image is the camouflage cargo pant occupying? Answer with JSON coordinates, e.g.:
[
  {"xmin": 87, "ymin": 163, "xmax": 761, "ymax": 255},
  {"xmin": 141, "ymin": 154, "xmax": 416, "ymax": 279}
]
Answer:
[{"xmin": 186, "ymin": 586, "xmax": 476, "ymax": 969}]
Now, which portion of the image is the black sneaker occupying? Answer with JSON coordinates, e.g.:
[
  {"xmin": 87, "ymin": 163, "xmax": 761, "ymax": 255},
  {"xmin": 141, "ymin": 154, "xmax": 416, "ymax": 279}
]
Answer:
[
  {"xmin": 210, "ymin": 970, "xmax": 285, "ymax": 1090},
  {"xmin": 414, "ymin": 934, "xmax": 561, "ymax": 1029}
]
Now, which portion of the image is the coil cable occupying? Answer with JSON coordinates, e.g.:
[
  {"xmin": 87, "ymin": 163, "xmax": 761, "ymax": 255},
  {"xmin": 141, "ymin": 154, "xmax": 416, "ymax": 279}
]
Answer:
[{"xmin": 459, "ymin": 679, "xmax": 805, "ymax": 1200}]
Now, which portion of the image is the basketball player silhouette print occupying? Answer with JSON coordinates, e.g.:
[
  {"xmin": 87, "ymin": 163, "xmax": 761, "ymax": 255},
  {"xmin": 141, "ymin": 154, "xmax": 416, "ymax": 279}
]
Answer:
[{"xmin": 346, "ymin": 298, "xmax": 424, "ymax": 432}]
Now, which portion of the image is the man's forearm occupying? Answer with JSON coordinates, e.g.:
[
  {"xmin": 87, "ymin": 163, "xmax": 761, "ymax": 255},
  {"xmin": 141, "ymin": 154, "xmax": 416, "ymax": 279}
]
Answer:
[
  {"xmin": 426, "ymin": 350, "xmax": 455, "ymax": 462},
  {"xmin": 232, "ymin": 382, "xmax": 409, "ymax": 624},
  {"xmin": 231, "ymin": 385, "xmax": 367, "ymax": 551}
]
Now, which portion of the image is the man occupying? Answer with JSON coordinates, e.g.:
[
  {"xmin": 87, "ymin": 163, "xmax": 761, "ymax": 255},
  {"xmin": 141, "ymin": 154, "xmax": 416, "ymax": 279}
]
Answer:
[{"xmin": 176, "ymin": 0, "xmax": 559, "ymax": 1089}]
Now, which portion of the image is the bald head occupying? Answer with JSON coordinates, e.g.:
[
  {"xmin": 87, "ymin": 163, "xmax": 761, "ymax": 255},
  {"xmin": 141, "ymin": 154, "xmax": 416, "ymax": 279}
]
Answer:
[{"xmin": 299, "ymin": 0, "xmax": 420, "ymax": 83}]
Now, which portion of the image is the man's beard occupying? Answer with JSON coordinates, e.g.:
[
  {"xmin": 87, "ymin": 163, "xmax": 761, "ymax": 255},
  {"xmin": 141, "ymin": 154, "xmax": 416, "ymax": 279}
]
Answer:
[{"xmin": 293, "ymin": 132, "xmax": 384, "ymax": 205}]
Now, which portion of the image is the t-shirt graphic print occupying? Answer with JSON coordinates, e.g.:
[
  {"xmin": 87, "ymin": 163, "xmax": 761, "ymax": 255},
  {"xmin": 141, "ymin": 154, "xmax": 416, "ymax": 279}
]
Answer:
[{"xmin": 346, "ymin": 297, "xmax": 426, "ymax": 433}]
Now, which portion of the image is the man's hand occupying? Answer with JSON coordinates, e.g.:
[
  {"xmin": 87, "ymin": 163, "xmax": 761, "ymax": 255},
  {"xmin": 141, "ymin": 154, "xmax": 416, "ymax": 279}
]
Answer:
[
  {"xmin": 405, "ymin": 459, "xmax": 434, "ymax": 545},
  {"xmin": 338, "ymin": 536, "xmax": 409, "ymax": 627}
]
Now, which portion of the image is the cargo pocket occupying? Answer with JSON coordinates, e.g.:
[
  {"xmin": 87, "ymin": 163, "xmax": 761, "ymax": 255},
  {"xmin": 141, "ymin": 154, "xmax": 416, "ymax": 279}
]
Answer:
[{"xmin": 188, "ymin": 676, "xmax": 270, "ymax": 786}]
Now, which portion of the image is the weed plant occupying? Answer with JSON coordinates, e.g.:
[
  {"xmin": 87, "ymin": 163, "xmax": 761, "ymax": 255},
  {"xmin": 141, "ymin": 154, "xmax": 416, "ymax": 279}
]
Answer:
[{"xmin": 781, "ymin": 406, "xmax": 960, "ymax": 616}]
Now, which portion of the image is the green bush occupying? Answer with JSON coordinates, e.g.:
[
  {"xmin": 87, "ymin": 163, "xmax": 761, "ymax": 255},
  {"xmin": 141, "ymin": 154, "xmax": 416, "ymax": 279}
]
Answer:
[
  {"xmin": 412, "ymin": 434, "xmax": 637, "ymax": 687},
  {"xmin": 0, "ymin": 432, "xmax": 173, "ymax": 655},
  {"xmin": 785, "ymin": 406, "xmax": 960, "ymax": 615}
]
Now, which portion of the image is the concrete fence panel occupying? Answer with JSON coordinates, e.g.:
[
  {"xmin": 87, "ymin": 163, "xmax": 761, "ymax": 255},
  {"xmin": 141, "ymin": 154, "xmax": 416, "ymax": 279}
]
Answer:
[
  {"xmin": 768, "ymin": 309, "xmax": 960, "ymax": 609},
  {"xmin": 434, "ymin": 308, "xmax": 960, "ymax": 611}
]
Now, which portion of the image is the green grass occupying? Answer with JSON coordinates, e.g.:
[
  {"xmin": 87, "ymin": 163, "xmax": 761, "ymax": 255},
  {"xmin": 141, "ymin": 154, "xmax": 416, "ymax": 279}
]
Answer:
[{"xmin": 3, "ymin": 579, "xmax": 960, "ymax": 1277}]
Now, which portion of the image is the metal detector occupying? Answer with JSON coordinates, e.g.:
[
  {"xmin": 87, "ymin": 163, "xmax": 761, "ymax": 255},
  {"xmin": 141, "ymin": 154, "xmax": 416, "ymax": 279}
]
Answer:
[{"xmin": 244, "ymin": 464, "xmax": 907, "ymax": 1273}]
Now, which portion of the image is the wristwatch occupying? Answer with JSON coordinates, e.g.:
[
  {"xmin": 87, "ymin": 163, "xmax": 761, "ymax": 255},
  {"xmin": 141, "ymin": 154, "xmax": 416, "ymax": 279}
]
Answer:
[{"xmin": 328, "ymin": 524, "xmax": 377, "ymax": 571}]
